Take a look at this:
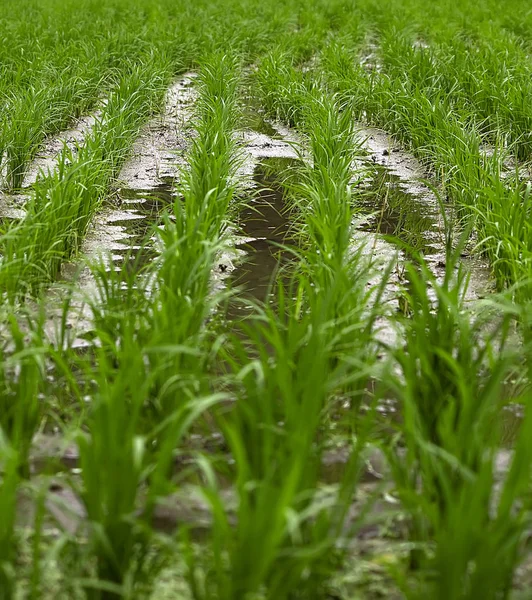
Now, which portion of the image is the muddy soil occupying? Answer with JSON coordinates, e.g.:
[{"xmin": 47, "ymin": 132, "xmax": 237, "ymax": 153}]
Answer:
[
  {"xmin": 39, "ymin": 75, "xmax": 198, "ymax": 346},
  {"xmin": 354, "ymin": 125, "xmax": 493, "ymax": 303},
  {"xmin": 10, "ymin": 79, "xmax": 524, "ymax": 577}
]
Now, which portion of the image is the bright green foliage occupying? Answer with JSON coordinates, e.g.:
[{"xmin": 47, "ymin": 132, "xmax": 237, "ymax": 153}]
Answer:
[{"xmin": 0, "ymin": 0, "xmax": 532, "ymax": 598}]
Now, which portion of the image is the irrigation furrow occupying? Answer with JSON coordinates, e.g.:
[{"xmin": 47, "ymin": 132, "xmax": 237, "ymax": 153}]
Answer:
[
  {"xmin": 215, "ymin": 124, "xmax": 300, "ymax": 304},
  {"xmin": 83, "ymin": 73, "xmax": 198, "ymax": 269},
  {"xmin": 42, "ymin": 75, "xmax": 199, "ymax": 347},
  {"xmin": 354, "ymin": 124, "xmax": 494, "ymax": 304}
]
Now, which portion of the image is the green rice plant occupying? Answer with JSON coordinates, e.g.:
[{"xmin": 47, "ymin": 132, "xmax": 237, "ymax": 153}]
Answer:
[
  {"xmin": 0, "ymin": 435, "xmax": 19, "ymax": 600},
  {"xmin": 473, "ymin": 175, "xmax": 532, "ymax": 302},
  {"xmin": 392, "ymin": 377, "xmax": 532, "ymax": 600},
  {"xmin": 320, "ymin": 31, "xmax": 532, "ymax": 307},
  {"xmin": 4, "ymin": 0, "xmax": 532, "ymax": 598},
  {"xmin": 255, "ymin": 50, "xmax": 310, "ymax": 127},
  {"xmin": 391, "ymin": 343, "xmax": 532, "ymax": 600},
  {"xmin": 1, "ymin": 49, "xmax": 110, "ymax": 190},
  {"xmin": 293, "ymin": 91, "xmax": 389, "ymax": 404},
  {"xmin": 144, "ymin": 53, "xmax": 242, "ymax": 407},
  {"xmin": 2, "ymin": 146, "xmax": 108, "ymax": 296},
  {"xmin": 72, "ymin": 330, "xmax": 225, "ymax": 599},
  {"xmin": 297, "ymin": 92, "xmax": 358, "ymax": 264},
  {"xmin": 381, "ymin": 255, "xmax": 528, "ymax": 586},
  {"xmin": 185, "ymin": 89, "xmax": 385, "ymax": 600},
  {"xmin": 178, "ymin": 53, "xmax": 242, "ymax": 238},
  {"xmin": 0, "ymin": 312, "xmax": 46, "ymax": 478},
  {"xmin": 3, "ymin": 87, "xmax": 51, "ymax": 190},
  {"xmin": 75, "ymin": 341, "xmax": 155, "ymax": 600},
  {"xmin": 147, "ymin": 226, "xmax": 221, "ymax": 400},
  {"xmin": 87, "ymin": 252, "xmax": 154, "ymax": 353},
  {"xmin": 416, "ymin": 391, "xmax": 532, "ymax": 600},
  {"xmin": 192, "ymin": 276, "xmax": 373, "ymax": 600}
]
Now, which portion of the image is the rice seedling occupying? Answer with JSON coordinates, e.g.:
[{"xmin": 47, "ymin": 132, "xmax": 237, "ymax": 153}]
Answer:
[
  {"xmin": 1, "ymin": 0, "xmax": 532, "ymax": 597},
  {"xmin": 0, "ymin": 436, "xmax": 19, "ymax": 599},
  {"xmin": 0, "ymin": 312, "xmax": 46, "ymax": 478},
  {"xmin": 383, "ymin": 259, "xmax": 532, "ymax": 597}
]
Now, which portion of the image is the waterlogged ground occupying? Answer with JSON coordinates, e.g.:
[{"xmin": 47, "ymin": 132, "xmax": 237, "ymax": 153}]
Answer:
[
  {"xmin": 1, "ymin": 17, "xmax": 532, "ymax": 597},
  {"xmin": 4, "ymin": 103, "xmax": 510, "ymax": 459},
  {"xmin": 9, "ymin": 76, "xmax": 521, "ymax": 590}
]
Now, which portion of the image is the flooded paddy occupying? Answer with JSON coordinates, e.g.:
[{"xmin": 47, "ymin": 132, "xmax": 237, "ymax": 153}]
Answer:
[{"xmin": 2, "ymin": 54, "xmax": 531, "ymax": 599}]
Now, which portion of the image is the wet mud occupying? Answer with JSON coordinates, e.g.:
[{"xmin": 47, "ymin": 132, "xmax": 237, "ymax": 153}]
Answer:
[
  {"xmin": 86, "ymin": 182, "xmax": 176, "ymax": 272},
  {"xmin": 117, "ymin": 73, "xmax": 197, "ymax": 189},
  {"xmin": 228, "ymin": 157, "xmax": 296, "ymax": 314},
  {"xmin": 83, "ymin": 73, "xmax": 197, "ymax": 267},
  {"xmin": 22, "ymin": 110, "xmax": 103, "ymax": 190},
  {"xmin": 354, "ymin": 125, "xmax": 494, "ymax": 304}
]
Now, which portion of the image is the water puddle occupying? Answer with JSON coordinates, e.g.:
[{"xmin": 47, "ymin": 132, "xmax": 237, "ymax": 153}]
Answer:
[
  {"xmin": 357, "ymin": 164, "xmax": 441, "ymax": 256},
  {"xmin": 99, "ymin": 182, "xmax": 177, "ymax": 272},
  {"xmin": 228, "ymin": 157, "xmax": 297, "ymax": 317},
  {"xmin": 241, "ymin": 108, "xmax": 284, "ymax": 140}
]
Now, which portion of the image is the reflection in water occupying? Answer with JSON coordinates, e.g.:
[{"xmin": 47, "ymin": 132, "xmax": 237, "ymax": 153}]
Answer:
[
  {"xmin": 109, "ymin": 182, "xmax": 176, "ymax": 272},
  {"xmin": 241, "ymin": 108, "xmax": 284, "ymax": 140},
  {"xmin": 357, "ymin": 164, "xmax": 441, "ymax": 255},
  {"xmin": 228, "ymin": 157, "xmax": 298, "ymax": 318}
]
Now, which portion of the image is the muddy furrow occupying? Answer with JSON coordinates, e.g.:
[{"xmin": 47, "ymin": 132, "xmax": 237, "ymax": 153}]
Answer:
[
  {"xmin": 0, "ymin": 109, "xmax": 104, "ymax": 232},
  {"xmin": 227, "ymin": 118, "xmax": 403, "ymax": 342},
  {"xmin": 84, "ymin": 72, "xmax": 197, "ymax": 266},
  {"xmin": 43, "ymin": 74, "xmax": 198, "ymax": 347},
  {"xmin": 211, "ymin": 121, "xmax": 300, "ymax": 307},
  {"xmin": 354, "ymin": 125, "xmax": 493, "ymax": 304}
]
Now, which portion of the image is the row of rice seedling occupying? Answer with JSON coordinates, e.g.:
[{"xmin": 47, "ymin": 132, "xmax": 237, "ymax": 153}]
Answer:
[
  {"xmin": 54, "ymin": 53, "xmax": 241, "ymax": 598},
  {"xmin": 1, "ymin": 0, "xmax": 532, "ymax": 597},
  {"xmin": 186, "ymin": 90, "xmax": 386, "ymax": 600},
  {"xmin": 244, "ymin": 25, "xmax": 532, "ymax": 594},
  {"xmin": 0, "ymin": 58, "xmax": 173, "ymax": 301}
]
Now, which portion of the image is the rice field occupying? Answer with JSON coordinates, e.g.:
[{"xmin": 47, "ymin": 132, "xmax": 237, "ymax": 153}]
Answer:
[{"xmin": 1, "ymin": 0, "xmax": 532, "ymax": 597}]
